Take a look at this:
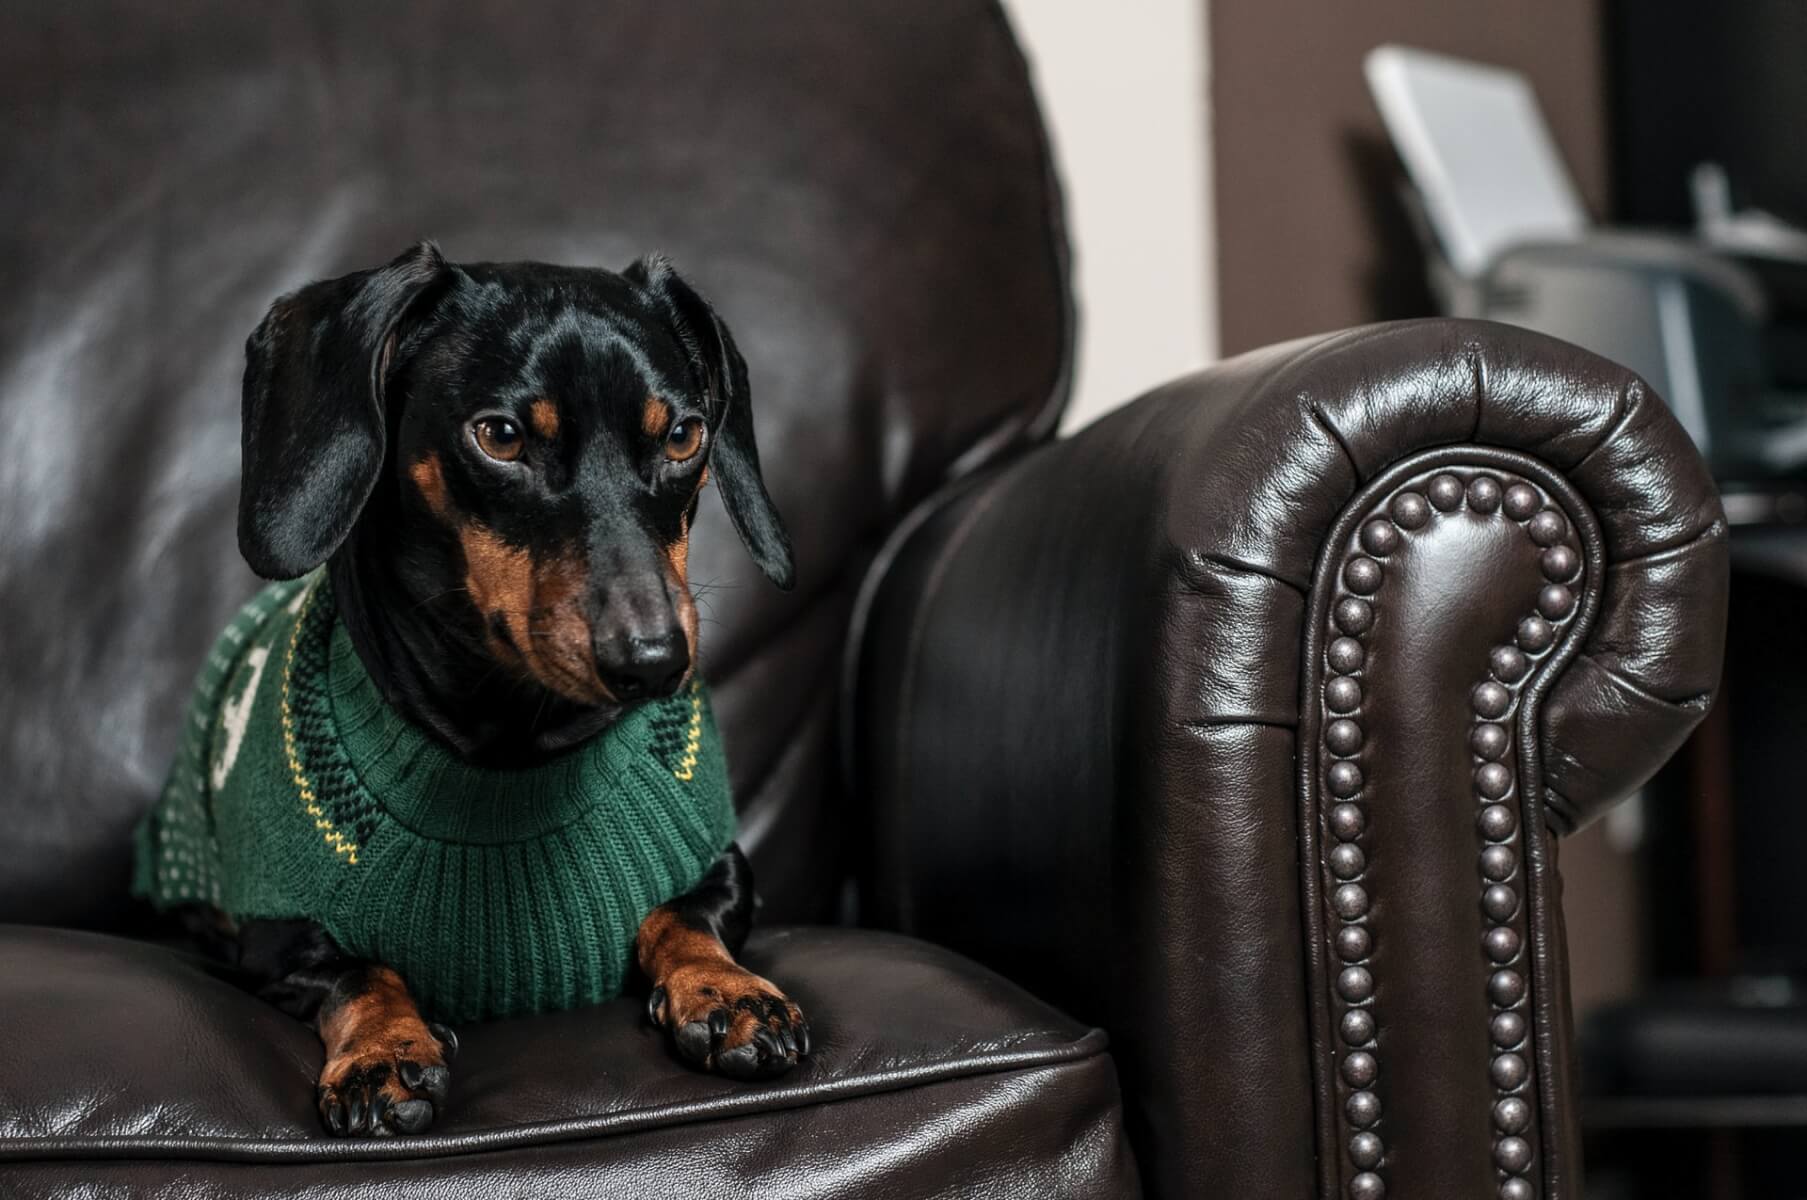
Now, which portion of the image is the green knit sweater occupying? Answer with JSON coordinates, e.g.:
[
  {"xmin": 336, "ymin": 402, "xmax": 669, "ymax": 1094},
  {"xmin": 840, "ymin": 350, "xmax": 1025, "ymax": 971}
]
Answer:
[{"xmin": 132, "ymin": 574, "xmax": 736, "ymax": 1023}]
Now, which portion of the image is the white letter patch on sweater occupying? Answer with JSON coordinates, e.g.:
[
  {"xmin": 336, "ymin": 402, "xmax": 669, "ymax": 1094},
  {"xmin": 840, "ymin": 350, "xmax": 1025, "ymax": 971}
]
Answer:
[{"xmin": 209, "ymin": 645, "xmax": 270, "ymax": 791}]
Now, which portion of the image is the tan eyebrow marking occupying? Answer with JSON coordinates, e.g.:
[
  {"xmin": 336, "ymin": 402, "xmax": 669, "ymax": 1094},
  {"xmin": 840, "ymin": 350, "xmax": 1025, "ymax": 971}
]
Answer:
[
  {"xmin": 529, "ymin": 398, "xmax": 560, "ymax": 439},
  {"xmin": 641, "ymin": 395, "xmax": 672, "ymax": 438}
]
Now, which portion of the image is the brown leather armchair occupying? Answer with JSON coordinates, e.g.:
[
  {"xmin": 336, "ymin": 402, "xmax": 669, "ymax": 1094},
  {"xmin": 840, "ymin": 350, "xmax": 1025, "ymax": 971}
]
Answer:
[{"xmin": 0, "ymin": 3, "xmax": 1726, "ymax": 1198}]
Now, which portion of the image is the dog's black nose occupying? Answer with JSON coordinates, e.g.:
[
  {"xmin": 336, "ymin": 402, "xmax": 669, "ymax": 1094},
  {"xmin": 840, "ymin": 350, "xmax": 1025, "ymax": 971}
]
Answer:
[{"xmin": 597, "ymin": 630, "xmax": 688, "ymax": 701}]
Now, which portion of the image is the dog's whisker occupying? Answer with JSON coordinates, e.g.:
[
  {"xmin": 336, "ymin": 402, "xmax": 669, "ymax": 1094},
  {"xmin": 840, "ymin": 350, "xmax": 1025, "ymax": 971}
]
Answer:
[{"xmin": 407, "ymin": 585, "xmax": 472, "ymax": 614}]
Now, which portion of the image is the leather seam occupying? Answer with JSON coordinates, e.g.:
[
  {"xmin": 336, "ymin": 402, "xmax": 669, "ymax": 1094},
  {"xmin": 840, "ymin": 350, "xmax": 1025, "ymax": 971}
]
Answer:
[{"xmin": 0, "ymin": 1028, "xmax": 1112, "ymax": 1165}]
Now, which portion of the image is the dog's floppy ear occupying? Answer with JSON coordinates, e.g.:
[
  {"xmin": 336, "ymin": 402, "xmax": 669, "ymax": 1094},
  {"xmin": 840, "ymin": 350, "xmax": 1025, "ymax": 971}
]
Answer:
[
  {"xmin": 238, "ymin": 241, "xmax": 449, "ymax": 580},
  {"xmin": 629, "ymin": 255, "xmax": 795, "ymax": 590}
]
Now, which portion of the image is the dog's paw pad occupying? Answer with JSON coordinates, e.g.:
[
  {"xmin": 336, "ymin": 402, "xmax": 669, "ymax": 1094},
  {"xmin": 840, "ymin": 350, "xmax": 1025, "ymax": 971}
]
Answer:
[
  {"xmin": 316, "ymin": 1031, "xmax": 454, "ymax": 1138},
  {"xmin": 650, "ymin": 964, "xmax": 808, "ymax": 1079}
]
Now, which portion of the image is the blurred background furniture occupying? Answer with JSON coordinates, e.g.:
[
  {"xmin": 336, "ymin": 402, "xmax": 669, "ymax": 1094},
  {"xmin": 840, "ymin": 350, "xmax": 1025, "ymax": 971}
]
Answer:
[
  {"xmin": 1366, "ymin": 44, "xmax": 1807, "ymax": 496},
  {"xmin": 1362, "ymin": 31, "xmax": 1807, "ymax": 1200},
  {"xmin": 0, "ymin": 3, "xmax": 1728, "ymax": 1197}
]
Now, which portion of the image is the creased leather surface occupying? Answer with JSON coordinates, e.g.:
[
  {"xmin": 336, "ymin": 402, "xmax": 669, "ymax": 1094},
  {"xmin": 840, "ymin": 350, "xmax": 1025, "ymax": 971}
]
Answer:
[
  {"xmin": 0, "ymin": 925, "xmax": 1136, "ymax": 1196},
  {"xmin": 0, "ymin": 0, "xmax": 1071, "ymax": 931},
  {"xmin": 854, "ymin": 319, "xmax": 1728, "ymax": 1198}
]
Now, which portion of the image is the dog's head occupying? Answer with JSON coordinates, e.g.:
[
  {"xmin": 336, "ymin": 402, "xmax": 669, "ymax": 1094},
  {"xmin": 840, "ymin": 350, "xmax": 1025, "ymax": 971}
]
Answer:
[{"xmin": 238, "ymin": 242, "xmax": 792, "ymax": 709}]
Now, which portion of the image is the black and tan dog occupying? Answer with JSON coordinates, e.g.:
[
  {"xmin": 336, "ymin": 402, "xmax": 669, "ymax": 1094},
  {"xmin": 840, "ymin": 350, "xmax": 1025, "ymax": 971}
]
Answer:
[{"xmin": 177, "ymin": 242, "xmax": 806, "ymax": 1136}]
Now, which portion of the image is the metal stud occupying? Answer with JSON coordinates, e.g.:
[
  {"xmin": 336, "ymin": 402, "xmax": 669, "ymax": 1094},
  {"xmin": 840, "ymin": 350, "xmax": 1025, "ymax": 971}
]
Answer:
[
  {"xmin": 1327, "ymin": 677, "xmax": 1363, "ymax": 713},
  {"xmin": 1333, "ymin": 883, "xmax": 1370, "ymax": 919},
  {"xmin": 1338, "ymin": 966, "xmax": 1375, "ymax": 1002},
  {"xmin": 1361, "ymin": 520, "xmax": 1400, "ymax": 556},
  {"xmin": 1503, "ymin": 483, "xmax": 1540, "ymax": 520},
  {"xmin": 1342, "ymin": 1050, "xmax": 1378, "ymax": 1087},
  {"xmin": 1336, "ymin": 598, "xmax": 1375, "ymax": 635},
  {"xmin": 1495, "ymin": 1136, "xmax": 1532, "ymax": 1173},
  {"xmin": 1428, "ymin": 473, "xmax": 1465, "ymax": 511},
  {"xmin": 1484, "ymin": 926, "xmax": 1521, "ymax": 963},
  {"xmin": 1329, "ymin": 636, "xmax": 1367, "ymax": 673},
  {"xmin": 1329, "ymin": 761, "xmax": 1364, "ymax": 798},
  {"xmin": 1346, "ymin": 1090, "xmax": 1381, "ymax": 1128},
  {"xmin": 1337, "ymin": 925, "xmax": 1372, "ymax": 961},
  {"xmin": 1345, "ymin": 557, "xmax": 1383, "ymax": 595},
  {"xmin": 1489, "ymin": 646, "xmax": 1529, "ymax": 683},
  {"xmin": 1327, "ymin": 718, "xmax": 1364, "ymax": 756},
  {"xmin": 1473, "ymin": 682, "xmax": 1511, "ymax": 719},
  {"xmin": 1500, "ymin": 1178, "xmax": 1533, "ymax": 1200},
  {"xmin": 1493, "ymin": 1095, "xmax": 1531, "ymax": 1133},
  {"xmin": 1390, "ymin": 492, "xmax": 1430, "ymax": 530},
  {"xmin": 1537, "ymin": 584, "xmax": 1574, "ymax": 620},
  {"xmin": 1481, "ymin": 846, "xmax": 1517, "ymax": 882},
  {"xmin": 1476, "ymin": 762, "xmax": 1513, "ymax": 799},
  {"xmin": 1491, "ymin": 1052, "xmax": 1528, "ymax": 1090},
  {"xmin": 1541, "ymin": 545, "xmax": 1578, "ymax": 582},
  {"xmin": 1470, "ymin": 723, "xmax": 1509, "ymax": 761},
  {"xmin": 1492, "ymin": 1011, "xmax": 1527, "ymax": 1049},
  {"xmin": 1489, "ymin": 970, "xmax": 1527, "ymax": 1008},
  {"xmin": 1330, "ymin": 843, "xmax": 1367, "ymax": 880},
  {"xmin": 1350, "ymin": 1172, "xmax": 1386, "ymax": 1200},
  {"xmin": 1349, "ymin": 1130, "xmax": 1384, "ymax": 1169},
  {"xmin": 1516, "ymin": 616, "xmax": 1553, "ymax": 652},
  {"xmin": 1483, "ymin": 883, "xmax": 1520, "ymax": 921},
  {"xmin": 1478, "ymin": 804, "xmax": 1517, "ymax": 841},
  {"xmin": 1341, "ymin": 1008, "xmax": 1376, "ymax": 1046},
  {"xmin": 1469, "ymin": 475, "xmax": 1503, "ymax": 512},
  {"xmin": 1329, "ymin": 802, "xmax": 1366, "ymax": 841},
  {"xmin": 1528, "ymin": 509, "xmax": 1567, "ymax": 546}
]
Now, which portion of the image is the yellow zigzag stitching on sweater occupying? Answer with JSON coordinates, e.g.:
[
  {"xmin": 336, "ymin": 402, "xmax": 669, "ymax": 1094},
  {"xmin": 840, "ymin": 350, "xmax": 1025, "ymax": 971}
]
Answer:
[
  {"xmin": 279, "ymin": 581, "xmax": 359, "ymax": 865},
  {"xmin": 674, "ymin": 683, "xmax": 703, "ymax": 781}
]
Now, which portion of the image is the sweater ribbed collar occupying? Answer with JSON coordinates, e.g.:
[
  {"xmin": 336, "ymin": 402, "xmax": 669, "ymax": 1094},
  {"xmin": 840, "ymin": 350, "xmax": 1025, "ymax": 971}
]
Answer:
[{"xmin": 295, "ymin": 579, "xmax": 659, "ymax": 845}]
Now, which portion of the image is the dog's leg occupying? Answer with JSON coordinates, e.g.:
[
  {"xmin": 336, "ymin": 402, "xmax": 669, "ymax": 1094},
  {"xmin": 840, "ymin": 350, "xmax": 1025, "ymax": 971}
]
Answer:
[
  {"xmin": 638, "ymin": 843, "xmax": 809, "ymax": 1078},
  {"xmin": 236, "ymin": 918, "xmax": 455, "ymax": 1136}
]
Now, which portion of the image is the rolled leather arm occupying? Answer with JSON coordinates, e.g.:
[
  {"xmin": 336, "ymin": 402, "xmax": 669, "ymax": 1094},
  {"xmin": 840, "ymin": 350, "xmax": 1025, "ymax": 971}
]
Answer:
[{"xmin": 850, "ymin": 319, "xmax": 1727, "ymax": 1200}]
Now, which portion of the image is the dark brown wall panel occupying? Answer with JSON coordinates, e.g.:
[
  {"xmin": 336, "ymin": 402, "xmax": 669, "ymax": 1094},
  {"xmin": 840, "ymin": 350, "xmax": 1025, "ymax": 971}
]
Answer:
[{"xmin": 1210, "ymin": 0, "xmax": 1608, "ymax": 354}]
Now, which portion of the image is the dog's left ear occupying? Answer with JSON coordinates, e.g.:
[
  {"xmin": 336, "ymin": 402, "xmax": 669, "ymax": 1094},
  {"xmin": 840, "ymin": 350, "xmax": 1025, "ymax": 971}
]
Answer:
[
  {"xmin": 238, "ymin": 241, "xmax": 449, "ymax": 580},
  {"xmin": 629, "ymin": 255, "xmax": 795, "ymax": 591}
]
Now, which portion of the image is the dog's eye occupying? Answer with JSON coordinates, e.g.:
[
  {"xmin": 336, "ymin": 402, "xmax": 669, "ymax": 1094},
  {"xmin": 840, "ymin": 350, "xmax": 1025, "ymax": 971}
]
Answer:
[
  {"xmin": 664, "ymin": 418, "xmax": 706, "ymax": 463},
  {"xmin": 472, "ymin": 417, "xmax": 524, "ymax": 463}
]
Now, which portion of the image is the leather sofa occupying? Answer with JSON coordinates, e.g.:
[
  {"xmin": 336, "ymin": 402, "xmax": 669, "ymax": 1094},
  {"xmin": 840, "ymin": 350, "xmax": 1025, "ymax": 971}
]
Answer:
[{"xmin": 0, "ymin": 3, "xmax": 1728, "ymax": 1197}]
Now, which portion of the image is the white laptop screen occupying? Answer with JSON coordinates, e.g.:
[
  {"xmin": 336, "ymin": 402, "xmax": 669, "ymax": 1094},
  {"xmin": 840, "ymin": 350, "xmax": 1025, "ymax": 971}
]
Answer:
[{"xmin": 1366, "ymin": 45, "xmax": 1590, "ymax": 277}]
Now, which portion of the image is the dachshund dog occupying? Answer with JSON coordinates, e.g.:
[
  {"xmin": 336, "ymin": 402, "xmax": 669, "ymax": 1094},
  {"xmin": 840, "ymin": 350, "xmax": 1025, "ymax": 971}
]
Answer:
[{"xmin": 156, "ymin": 242, "xmax": 807, "ymax": 1137}]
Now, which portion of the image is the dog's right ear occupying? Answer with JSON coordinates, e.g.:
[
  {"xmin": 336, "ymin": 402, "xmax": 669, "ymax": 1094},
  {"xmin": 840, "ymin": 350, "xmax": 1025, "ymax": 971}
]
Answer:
[{"xmin": 238, "ymin": 241, "xmax": 448, "ymax": 580}]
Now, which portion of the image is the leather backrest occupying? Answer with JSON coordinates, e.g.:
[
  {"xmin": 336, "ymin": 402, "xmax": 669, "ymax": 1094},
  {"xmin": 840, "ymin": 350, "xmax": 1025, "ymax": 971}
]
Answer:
[{"xmin": 0, "ymin": 1, "xmax": 1070, "ymax": 928}]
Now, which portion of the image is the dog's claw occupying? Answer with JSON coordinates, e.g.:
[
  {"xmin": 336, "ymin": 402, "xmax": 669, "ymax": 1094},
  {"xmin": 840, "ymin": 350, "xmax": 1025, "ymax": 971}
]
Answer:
[
  {"xmin": 428, "ymin": 1022, "xmax": 460, "ymax": 1061},
  {"xmin": 348, "ymin": 1091, "xmax": 369, "ymax": 1134},
  {"xmin": 321, "ymin": 1090, "xmax": 348, "ymax": 1136},
  {"xmin": 646, "ymin": 985, "xmax": 668, "ymax": 1026}
]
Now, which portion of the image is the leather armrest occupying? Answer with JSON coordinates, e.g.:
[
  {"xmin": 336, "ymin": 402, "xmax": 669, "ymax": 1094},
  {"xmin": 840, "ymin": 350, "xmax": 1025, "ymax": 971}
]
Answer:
[{"xmin": 848, "ymin": 318, "xmax": 1728, "ymax": 1199}]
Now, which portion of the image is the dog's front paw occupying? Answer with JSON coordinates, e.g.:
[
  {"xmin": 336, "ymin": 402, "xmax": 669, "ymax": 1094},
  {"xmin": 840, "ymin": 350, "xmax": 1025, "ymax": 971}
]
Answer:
[
  {"xmin": 317, "ymin": 1020, "xmax": 456, "ymax": 1137},
  {"xmin": 648, "ymin": 964, "xmax": 809, "ymax": 1079}
]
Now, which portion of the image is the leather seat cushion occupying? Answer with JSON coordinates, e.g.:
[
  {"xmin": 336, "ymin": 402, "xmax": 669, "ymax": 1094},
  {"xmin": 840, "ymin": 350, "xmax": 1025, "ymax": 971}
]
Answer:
[{"xmin": 0, "ymin": 925, "xmax": 1137, "ymax": 1198}]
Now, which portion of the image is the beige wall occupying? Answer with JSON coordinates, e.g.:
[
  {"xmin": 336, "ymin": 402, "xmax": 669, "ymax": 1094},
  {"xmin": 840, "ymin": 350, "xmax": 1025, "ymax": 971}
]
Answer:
[{"xmin": 1002, "ymin": 0, "xmax": 1217, "ymax": 431}]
